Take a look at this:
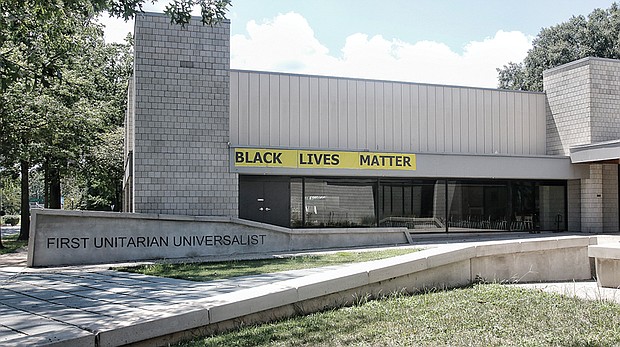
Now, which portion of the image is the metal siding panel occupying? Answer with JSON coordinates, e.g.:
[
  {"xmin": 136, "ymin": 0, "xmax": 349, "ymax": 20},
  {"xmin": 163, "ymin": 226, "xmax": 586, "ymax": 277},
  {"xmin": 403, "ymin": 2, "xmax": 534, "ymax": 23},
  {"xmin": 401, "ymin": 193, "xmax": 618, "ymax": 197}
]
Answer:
[
  {"xmin": 269, "ymin": 75, "xmax": 280, "ymax": 146},
  {"xmin": 499, "ymin": 91, "xmax": 508, "ymax": 153},
  {"xmin": 338, "ymin": 79, "xmax": 348, "ymax": 148},
  {"xmin": 536, "ymin": 94, "xmax": 547, "ymax": 155},
  {"xmin": 288, "ymin": 76, "xmax": 299, "ymax": 147},
  {"xmin": 375, "ymin": 82, "xmax": 385, "ymax": 150},
  {"xmin": 475, "ymin": 90, "xmax": 484, "ymax": 153},
  {"xmin": 444, "ymin": 87, "xmax": 453, "ymax": 153},
  {"xmin": 347, "ymin": 80, "xmax": 358, "ymax": 149},
  {"xmin": 515, "ymin": 93, "xmax": 524, "ymax": 155},
  {"xmin": 356, "ymin": 81, "xmax": 366, "ymax": 150},
  {"xmin": 229, "ymin": 71, "xmax": 239, "ymax": 145},
  {"xmin": 452, "ymin": 88, "xmax": 461, "ymax": 153},
  {"xmin": 522, "ymin": 92, "xmax": 531, "ymax": 154},
  {"xmin": 384, "ymin": 83, "xmax": 394, "ymax": 150},
  {"xmin": 238, "ymin": 72, "xmax": 251, "ymax": 146},
  {"xmin": 418, "ymin": 85, "xmax": 428, "ymax": 152},
  {"xmin": 328, "ymin": 78, "xmax": 339, "ymax": 148},
  {"xmin": 460, "ymin": 88, "xmax": 469, "ymax": 153},
  {"xmin": 309, "ymin": 77, "xmax": 320, "ymax": 147},
  {"xmin": 279, "ymin": 75, "xmax": 290, "ymax": 146},
  {"xmin": 468, "ymin": 89, "xmax": 477, "ymax": 153},
  {"xmin": 402, "ymin": 84, "xmax": 412, "ymax": 152},
  {"xmin": 484, "ymin": 90, "xmax": 493, "ymax": 154},
  {"xmin": 411, "ymin": 84, "xmax": 420, "ymax": 151},
  {"xmin": 507, "ymin": 92, "xmax": 516, "ymax": 154},
  {"xmin": 249, "ymin": 73, "xmax": 261, "ymax": 145},
  {"xmin": 492, "ymin": 90, "xmax": 501, "ymax": 153},
  {"xmin": 319, "ymin": 78, "xmax": 329, "ymax": 147},
  {"xmin": 528, "ymin": 94, "xmax": 541, "ymax": 154},
  {"xmin": 299, "ymin": 76, "xmax": 310, "ymax": 147},
  {"xmin": 393, "ymin": 83, "xmax": 403, "ymax": 151},
  {"xmin": 428, "ymin": 86, "xmax": 436, "ymax": 152},
  {"xmin": 435, "ymin": 86, "xmax": 445, "ymax": 152},
  {"xmin": 365, "ymin": 82, "xmax": 376, "ymax": 150}
]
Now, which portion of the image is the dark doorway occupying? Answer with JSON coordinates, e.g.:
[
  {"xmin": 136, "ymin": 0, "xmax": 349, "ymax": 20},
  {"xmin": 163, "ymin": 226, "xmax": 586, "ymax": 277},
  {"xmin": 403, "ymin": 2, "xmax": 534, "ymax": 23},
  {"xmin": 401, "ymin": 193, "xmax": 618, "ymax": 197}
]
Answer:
[{"xmin": 239, "ymin": 176, "xmax": 291, "ymax": 227}]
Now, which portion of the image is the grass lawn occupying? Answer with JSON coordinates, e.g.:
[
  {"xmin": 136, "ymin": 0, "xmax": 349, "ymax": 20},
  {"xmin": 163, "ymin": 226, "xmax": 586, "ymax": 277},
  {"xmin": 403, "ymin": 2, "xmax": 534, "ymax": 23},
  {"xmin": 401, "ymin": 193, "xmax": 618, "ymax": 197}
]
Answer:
[
  {"xmin": 117, "ymin": 248, "xmax": 620, "ymax": 346},
  {"xmin": 115, "ymin": 248, "xmax": 420, "ymax": 281},
  {"xmin": 0, "ymin": 233, "xmax": 27, "ymax": 255},
  {"xmin": 179, "ymin": 284, "xmax": 620, "ymax": 347}
]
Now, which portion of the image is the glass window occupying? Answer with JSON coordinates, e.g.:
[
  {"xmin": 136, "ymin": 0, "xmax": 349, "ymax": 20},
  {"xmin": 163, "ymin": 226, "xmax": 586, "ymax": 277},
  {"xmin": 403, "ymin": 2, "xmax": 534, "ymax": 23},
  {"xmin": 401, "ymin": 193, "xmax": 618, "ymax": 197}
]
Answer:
[
  {"xmin": 447, "ymin": 180, "xmax": 509, "ymax": 231},
  {"xmin": 379, "ymin": 180, "xmax": 445, "ymax": 231},
  {"xmin": 303, "ymin": 178, "xmax": 377, "ymax": 228},
  {"xmin": 290, "ymin": 178, "xmax": 303, "ymax": 227}
]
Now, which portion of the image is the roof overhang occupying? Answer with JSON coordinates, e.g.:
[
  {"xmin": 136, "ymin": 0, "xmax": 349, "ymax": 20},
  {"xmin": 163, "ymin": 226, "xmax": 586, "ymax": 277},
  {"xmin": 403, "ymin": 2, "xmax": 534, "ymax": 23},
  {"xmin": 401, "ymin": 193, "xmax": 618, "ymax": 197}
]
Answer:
[{"xmin": 569, "ymin": 140, "xmax": 620, "ymax": 164}]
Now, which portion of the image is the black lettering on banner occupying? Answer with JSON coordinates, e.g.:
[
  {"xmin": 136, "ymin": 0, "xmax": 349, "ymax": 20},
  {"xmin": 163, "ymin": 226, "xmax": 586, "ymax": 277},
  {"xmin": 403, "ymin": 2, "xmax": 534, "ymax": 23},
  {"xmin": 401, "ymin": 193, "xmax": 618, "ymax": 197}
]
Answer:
[
  {"xmin": 403, "ymin": 156, "xmax": 411, "ymax": 167},
  {"xmin": 235, "ymin": 151, "xmax": 245, "ymax": 163},
  {"xmin": 360, "ymin": 155, "xmax": 371, "ymax": 166},
  {"xmin": 300, "ymin": 153, "xmax": 340, "ymax": 166},
  {"xmin": 331, "ymin": 154, "xmax": 340, "ymax": 165}
]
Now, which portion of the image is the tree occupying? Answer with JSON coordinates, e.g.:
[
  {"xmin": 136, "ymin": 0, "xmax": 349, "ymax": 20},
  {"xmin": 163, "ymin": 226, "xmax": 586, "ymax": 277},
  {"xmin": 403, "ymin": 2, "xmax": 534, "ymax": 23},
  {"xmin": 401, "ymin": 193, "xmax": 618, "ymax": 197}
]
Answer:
[
  {"xmin": 1, "ymin": 0, "xmax": 232, "ymax": 240},
  {"xmin": 497, "ymin": 3, "xmax": 620, "ymax": 91}
]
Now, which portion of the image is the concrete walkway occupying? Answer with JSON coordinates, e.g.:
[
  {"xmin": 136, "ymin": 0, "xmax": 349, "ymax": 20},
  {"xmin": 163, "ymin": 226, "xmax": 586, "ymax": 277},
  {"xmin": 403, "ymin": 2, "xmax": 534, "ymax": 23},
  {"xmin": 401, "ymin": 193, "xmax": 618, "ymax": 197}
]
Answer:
[{"xmin": 1, "ymin": 232, "xmax": 620, "ymax": 346}]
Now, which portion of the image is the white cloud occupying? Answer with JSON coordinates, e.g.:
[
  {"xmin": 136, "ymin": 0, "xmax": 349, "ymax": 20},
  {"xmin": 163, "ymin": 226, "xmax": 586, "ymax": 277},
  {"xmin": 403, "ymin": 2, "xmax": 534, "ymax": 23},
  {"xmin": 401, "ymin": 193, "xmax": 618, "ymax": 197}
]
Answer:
[
  {"xmin": 231, "ymin": 12, "xmax": 533, "ymax": 88},
  {"xmin": 98, "ymin": 14, "xmax": 133, "ymax": 44}
]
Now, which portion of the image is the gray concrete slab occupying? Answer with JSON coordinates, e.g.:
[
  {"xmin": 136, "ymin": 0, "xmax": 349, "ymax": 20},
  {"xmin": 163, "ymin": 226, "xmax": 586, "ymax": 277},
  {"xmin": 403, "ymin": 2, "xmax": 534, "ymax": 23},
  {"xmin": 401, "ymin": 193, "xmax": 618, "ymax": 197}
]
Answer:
[{"xmin": 2, "ymin": 233, "xmax": 620, "ymax": 346}]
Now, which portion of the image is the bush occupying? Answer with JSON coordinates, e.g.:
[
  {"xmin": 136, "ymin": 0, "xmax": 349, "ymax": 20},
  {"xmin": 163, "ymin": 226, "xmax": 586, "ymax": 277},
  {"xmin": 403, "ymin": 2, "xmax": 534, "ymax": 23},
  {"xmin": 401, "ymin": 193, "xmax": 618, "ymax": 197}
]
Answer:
[{"xmin": 1, "ymin": 215, "xmax": 20, "ymax": 226}]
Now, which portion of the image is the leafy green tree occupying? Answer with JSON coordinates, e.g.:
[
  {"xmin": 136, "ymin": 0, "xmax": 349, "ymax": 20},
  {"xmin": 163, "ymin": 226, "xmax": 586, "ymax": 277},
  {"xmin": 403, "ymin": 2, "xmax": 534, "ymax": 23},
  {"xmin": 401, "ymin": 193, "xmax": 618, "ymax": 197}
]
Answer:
[
  {"xmin": 1, "ymin": 0, "xmax": 231, "ymax": 240},
  {"xmin": 497, "ymin": 3, "xmax": 620, "ymax": 91}
]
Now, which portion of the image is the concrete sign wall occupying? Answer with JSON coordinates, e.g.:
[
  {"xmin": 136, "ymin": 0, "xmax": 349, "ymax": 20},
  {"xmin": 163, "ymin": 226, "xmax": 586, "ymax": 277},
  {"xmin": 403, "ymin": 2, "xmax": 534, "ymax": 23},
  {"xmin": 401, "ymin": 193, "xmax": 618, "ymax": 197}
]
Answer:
[{"xmin": 27, "ymin": 209, "xmax": 410, "ymax": 267}]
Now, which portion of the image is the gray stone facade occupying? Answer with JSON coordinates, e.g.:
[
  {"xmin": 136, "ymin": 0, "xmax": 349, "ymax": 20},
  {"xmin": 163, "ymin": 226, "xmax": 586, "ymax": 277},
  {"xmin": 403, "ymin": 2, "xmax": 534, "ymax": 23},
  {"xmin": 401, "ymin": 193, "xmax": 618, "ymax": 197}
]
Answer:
[
  {"xmin": 545, "ymin": 57, "xmax": 620, "ymax": 155},
  {"xmin": 127, "ymin": 13, "xmax": 237, "ymax": 216},
  {"xmin": 544, "ymin": 57, "xmax": 620, "ymax": 233}
]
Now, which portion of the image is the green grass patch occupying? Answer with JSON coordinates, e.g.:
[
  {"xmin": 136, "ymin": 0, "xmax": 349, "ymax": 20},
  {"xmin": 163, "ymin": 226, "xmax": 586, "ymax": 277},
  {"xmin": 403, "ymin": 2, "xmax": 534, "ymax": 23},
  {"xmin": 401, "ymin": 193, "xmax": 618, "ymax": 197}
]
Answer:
[
  {"xmin": 115, "ymin": 248, "xmax": 419, "ymax": 281},
  {"xmin": 0, "ymin": 233, "xmax": 27, "ymax": 255},
  {"xmin": 179, "ymin": 284, "xmax": 620, "ymax": 347}
]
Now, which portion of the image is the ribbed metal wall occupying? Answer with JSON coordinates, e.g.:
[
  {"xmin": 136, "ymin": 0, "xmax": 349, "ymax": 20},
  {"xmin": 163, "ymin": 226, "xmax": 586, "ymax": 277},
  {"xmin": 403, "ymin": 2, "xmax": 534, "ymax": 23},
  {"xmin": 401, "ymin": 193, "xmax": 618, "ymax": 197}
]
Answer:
[{"xmin": 230, "ymin": 70, "xmax": 547, "ymax": 155}]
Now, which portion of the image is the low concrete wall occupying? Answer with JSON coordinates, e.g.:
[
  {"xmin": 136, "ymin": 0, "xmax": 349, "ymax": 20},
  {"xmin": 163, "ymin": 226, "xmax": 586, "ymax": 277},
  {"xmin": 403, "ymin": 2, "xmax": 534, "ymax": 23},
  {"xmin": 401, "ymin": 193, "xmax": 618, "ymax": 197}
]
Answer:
[
  {"xmin": 27, "ymin": 209, "xmax": 410, "ymax": 267},
  {"xmin": 123, "ymin": 236, "xmax": 602, "ymax": 346},
  {"xmin": 589, "ymin": 242, "xmax": 620, "ymax": 288}
]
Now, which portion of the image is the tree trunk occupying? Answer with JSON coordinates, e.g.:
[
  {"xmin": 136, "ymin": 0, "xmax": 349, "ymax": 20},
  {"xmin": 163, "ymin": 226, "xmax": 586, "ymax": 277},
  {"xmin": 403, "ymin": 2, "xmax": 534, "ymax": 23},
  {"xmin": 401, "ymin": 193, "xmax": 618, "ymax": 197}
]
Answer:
[
  {"xmin": 19, "ymin": 160, "xmax": 30, "ymax": 241},
  {"xmin": 49, "ymin": 167, "xmax": 61, "ymax": 209}
]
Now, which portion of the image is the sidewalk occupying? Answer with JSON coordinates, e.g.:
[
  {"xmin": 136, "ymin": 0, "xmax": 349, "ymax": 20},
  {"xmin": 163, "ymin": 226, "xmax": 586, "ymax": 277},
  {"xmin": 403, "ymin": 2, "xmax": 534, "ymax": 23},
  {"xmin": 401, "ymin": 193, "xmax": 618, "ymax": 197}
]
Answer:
[{"xmin": 1, "ymin": 234, "xmax": 620, "ymax": 346}]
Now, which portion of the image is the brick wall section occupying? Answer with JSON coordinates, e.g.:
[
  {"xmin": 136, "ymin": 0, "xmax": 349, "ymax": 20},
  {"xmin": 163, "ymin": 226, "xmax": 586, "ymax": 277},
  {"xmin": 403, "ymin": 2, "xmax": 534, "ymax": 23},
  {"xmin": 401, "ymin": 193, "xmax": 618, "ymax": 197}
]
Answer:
[
  {"xmin": 132, "ymin": 13, "xmax": 237, "ymax": 216},
  {"xmin": 590, "ymin": 60, "xmax": 620, "ymax": 143},
  {"xmin": 544, "ymin": 60, "xmax": 592, "ymax": 155},
  {"xmin": 581, "ymin": 164, "xmax": 603, "ymax": 233},
  {"xmin": 567, "ymin": 180, "xmax": 581, "ymax": 232},
  {"xmin": 545, "ymin": 57, "xmax": 620, "ymax": 155},
  {"xmin": 602, "ymin": 164, "xmax": 619, "ymax": 232}
]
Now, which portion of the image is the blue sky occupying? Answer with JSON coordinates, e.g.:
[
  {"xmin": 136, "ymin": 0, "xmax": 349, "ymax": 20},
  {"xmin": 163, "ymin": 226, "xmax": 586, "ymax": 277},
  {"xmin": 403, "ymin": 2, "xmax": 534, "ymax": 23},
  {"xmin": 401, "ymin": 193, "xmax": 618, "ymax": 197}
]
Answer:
[
  {"xmin": 102, "ymin": 0, "xmax": 617, "ymax": 87},
  {"xmin": 228, "ymin": 0, "xmax": 615, "ymax": 54}
]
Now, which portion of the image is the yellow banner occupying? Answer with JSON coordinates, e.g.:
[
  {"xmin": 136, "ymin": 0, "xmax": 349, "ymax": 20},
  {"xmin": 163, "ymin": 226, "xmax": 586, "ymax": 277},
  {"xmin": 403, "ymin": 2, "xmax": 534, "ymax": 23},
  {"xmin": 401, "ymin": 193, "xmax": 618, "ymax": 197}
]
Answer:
[{"xmin": 234, "ymin": 148, "xmax": 416, "ymax": 170}]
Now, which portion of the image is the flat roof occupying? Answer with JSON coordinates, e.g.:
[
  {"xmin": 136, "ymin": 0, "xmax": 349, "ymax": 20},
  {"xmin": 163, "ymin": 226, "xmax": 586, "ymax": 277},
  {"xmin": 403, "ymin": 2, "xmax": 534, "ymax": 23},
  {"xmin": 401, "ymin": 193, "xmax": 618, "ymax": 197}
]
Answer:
[{"xmin": 570, "ymin": 139, "xmax": 620, "ymax": 163}]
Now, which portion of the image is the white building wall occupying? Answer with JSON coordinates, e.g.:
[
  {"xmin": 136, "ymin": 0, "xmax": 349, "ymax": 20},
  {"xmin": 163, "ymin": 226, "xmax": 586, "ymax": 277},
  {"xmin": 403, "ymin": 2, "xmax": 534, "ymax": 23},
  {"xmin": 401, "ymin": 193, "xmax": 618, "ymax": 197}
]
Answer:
[{"xmin": 231, "ymin": 71, "xmax": 547, "ymax": 155}]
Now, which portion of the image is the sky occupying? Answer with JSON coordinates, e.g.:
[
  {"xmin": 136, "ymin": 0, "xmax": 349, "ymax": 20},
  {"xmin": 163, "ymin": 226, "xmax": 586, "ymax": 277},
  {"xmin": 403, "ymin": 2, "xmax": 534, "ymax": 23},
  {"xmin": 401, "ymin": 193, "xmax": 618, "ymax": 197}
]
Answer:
[{"xmin": 100, "ymin": 0, "xmax": 617, "ymax": 88}]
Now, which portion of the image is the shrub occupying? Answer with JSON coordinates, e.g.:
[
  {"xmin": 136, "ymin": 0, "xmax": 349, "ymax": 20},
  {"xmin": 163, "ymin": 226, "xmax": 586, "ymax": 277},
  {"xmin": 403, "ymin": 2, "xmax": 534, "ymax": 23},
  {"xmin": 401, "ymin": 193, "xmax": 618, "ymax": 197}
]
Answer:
[{"xmin": 2, "ymin": 215, "xmax": 20, "ymax": 226}]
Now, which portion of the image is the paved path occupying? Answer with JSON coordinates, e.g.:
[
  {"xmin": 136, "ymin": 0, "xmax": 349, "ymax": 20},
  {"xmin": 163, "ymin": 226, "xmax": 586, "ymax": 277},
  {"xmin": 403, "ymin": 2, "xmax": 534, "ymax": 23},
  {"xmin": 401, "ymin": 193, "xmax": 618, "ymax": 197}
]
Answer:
[
  {"xmin": 2, "ymin": 234, "xmax": 620, "ymax": 346},
  {"xmin": 0, "ymin": 250, "xmax": 343, "ymax": 346}
]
